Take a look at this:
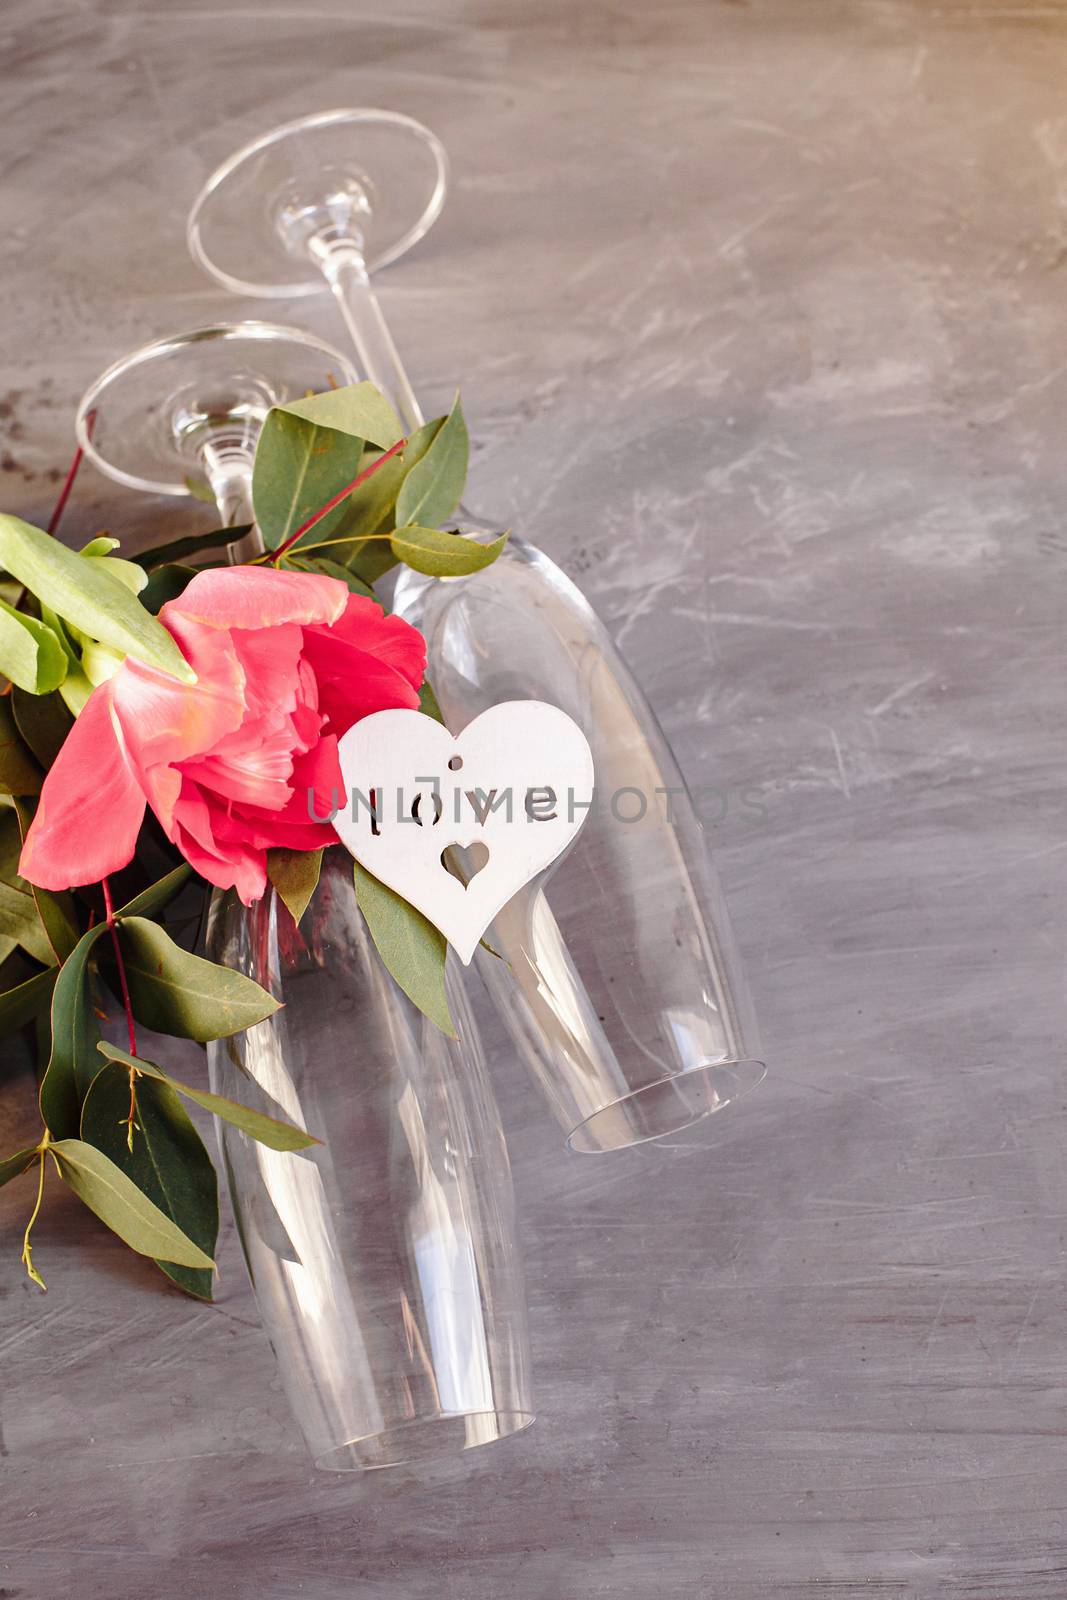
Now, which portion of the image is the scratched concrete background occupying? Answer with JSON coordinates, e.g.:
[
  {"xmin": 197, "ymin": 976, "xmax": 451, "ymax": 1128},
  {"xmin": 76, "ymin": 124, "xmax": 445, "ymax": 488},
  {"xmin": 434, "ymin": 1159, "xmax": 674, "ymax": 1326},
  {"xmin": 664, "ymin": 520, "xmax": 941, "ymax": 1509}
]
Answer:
[{"xmin": 2, "ymin": 0, "xmax": 1067, "ymax": 1595}]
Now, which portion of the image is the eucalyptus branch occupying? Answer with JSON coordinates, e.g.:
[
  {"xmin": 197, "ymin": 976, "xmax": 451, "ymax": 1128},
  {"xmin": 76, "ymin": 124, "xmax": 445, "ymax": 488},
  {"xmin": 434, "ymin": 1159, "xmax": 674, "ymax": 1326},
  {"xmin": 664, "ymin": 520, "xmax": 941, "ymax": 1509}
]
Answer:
[{"xmin": 259, "ymin": 435, "xmax": 408, "ymax": 566}]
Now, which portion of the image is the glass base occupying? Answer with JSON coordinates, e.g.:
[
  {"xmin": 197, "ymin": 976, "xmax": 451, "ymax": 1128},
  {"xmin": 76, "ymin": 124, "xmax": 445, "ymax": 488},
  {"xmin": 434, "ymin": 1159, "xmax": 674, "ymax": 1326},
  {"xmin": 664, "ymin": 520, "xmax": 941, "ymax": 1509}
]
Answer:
[
  {"xmin": 75, "ymin": 321, "xmax": 356, "ymax": 498},
  {"xmin": 567, "ymin": 1059, "xmax": 767, "ymax": 1155},
  {"xmin": 314, "ymin": 1409, "xmax": 536, "ymax": 1473},
  {"xmin": 188, "ymin": 108, "xmax": 448, "ymax": 299}
]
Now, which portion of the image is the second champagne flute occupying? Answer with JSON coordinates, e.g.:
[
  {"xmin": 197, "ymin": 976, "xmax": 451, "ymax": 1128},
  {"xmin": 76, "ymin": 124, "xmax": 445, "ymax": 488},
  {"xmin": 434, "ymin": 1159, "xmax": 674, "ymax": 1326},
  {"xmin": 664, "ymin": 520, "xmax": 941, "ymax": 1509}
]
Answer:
[{"xmin": 187, "ymin": 113, "xmax": 766, "ymax": 1154}]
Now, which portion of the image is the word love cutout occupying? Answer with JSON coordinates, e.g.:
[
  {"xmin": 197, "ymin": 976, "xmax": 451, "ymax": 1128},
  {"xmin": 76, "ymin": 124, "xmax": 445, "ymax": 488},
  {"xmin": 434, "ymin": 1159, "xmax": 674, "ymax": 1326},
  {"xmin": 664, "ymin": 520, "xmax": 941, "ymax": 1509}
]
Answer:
[{"xmin": 335, "ymin": 701, "xmax": 595, "ymax": 963}]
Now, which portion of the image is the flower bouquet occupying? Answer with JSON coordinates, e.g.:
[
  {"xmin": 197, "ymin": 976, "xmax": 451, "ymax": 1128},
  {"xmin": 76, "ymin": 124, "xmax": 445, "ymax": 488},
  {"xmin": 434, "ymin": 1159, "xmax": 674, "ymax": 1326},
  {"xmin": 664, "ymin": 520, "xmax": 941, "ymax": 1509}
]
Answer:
[{"xmin": 0, "ymin": 379, "xmax": 505, "ymax": 1298}]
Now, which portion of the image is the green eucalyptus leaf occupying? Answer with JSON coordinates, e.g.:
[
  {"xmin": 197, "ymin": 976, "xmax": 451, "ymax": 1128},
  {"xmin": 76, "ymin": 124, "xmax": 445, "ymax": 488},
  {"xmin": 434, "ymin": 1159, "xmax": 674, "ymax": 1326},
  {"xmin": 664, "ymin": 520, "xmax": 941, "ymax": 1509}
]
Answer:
[
  {"xmin": 353, "ymin": 862, "xmax": 455, "ymax": 1037},
  {"xmin": 0, "ymin": 879, "xmax": 55, "ymax": 966},
  {"xmin": 0, "ymin": 515, "xmax": 195, "ymax": 684},
  {"xmin": 117, "ymin": 916, "xmax": 281, "ymax": 1041},
  {"xmin": 346, "ymin": 536, "xmax": 400, "ymax": 586},
  {"xmin": 0, "ymin": 964, "xmax": 57, "ymax": 1033},
  {"xmin": 291, "ymin": 557, "xmax": 380, "ymax": 605},
  {"xmin": 138, "ymin": 564, "xmax": 197, "ymax": 615},
  {"xmin": 11, "ymin": 687, "xmax": 74, "ymax": 769},
  {"xmin": 10, "ymin": 799, "xmax": 79, "ymax": 962},
  {"xmin": 50, "ymin": 1137, "xmax": 215, "ymax": 1270},
  {"xmin": 97, "ymin": 1042, "xmax": 321, "ymax": 1152},
  {"xmin": 253, "ymin": 410, "xmax": 364, "ymax": 553},
  {"xmin": 81, "ymin": 1062, "xmax": 218, "ymax": 1300},
  {"xmin": 390, "ymin": 525, "xmax": 508, "ymax": 579},
  {"xmin": 0, "ymin": 807, "xmax": 22, "ymax": 883},
  {"xmin": 418, "ymin": 678, "xmax": 446, "ymax": 726},
  {"xmin": 139, "ymin": 525, "xmax": 250, "ymax": 571},
  {"xmin": 0, "ymin": 601, "xmax": 68, "ymax": 694},
  {"xmin": 267, "ymin": 847, "xmax": 323, "ymax": 927},
  {"xmin": 331, "ymin": 446, "xmax": 409, "ymax": 543},
  {"xmin": 0, "ymin": 1146, "xmax": 38, "ymax": 1189},
  {"xmin": 396, "ymin": 396, "xmax": 468, "ymax": 531},
  {"xmin": 116, "ymin": 863, "xmax": 193, "ymax": 921},
  {"xmin": 40, "ymin": 921, "xmax": 110, "ymax": 1136},
  {"xmin": 319, "ymin": 422, "xmax": 442, "ymax": 569},
  {"xmin": 278, "ymin": 383, "xmax": 403, "ymax": 450},
  {"xmin": 0, "ymin": 695, "xmax": 43, "ymax": 796}
]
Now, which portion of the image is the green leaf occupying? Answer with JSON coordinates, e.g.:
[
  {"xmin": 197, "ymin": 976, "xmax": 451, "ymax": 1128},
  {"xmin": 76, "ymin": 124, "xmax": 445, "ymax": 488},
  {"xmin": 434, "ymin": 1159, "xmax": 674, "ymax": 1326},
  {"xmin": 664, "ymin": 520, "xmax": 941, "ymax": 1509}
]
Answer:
[
  {"xmin": 277, "ymin": 383, "xmax": 403, "ymax": 451},
  {"xmin": 182, "ymin": 474, "xmax": 218, "ymax": 505},
  {"xmin": 0, "ymin": 600, "xmax": 68, "ymax": 694},
  {"xmin": 0, "ymin": 964, "xmax": 57, "ymax": 1033},
  {"xmin": 11, "ymin": 800, "xmax": 78, "ymax": 963},
  {"xmin": 0, "ymin": 1147, "xmax": 38, "ymax": 1189},
  {"xmin": 83, "ymin": 555, "xmax": 147, "ymax": 596},
  {"xmin": 318, "ymin": 421, "xmax": 444, "ymax": 573},
  {"xmin": 138, "ymin": 564, "xmax": 197, "ymax": 615},
  {"xmin": 139, "ymin": 525, "xmax": 250, "ymax": 571},
  {"xmin": 0, "ymin": 695, "xmax": 42, "ymax": 796},
  {"xmin": 418, "ymin": 678, "xmax": 446, "ymax": 725},
  {"xmin": 0, "ymin": 807, "xmax": 22, "ymax": 883},
  {"xmin": 115, "ymin": 863, "xmax": 193, "ymax": 921},
  {"xmin": 0, "ymin": 879, "xmax": 54, "ymax": 966},
  {"xmin": 0, "ymin": 515, "xmax": 195, "ymax": 684},
  {"xmin": 81, "ymin": 1062, "xmax": 218, "ymax": 1299},
  {"xmin": 40, "ymin": 921, "xmax": 110, "ymax": 1136},
  {"xmin": 390, "ymin": 525, "xmax": 508, "ymax": 579},
  {"xmin": 11, "ymin": 686, "xmax": 74, "ymax": 769},
  {"xmin": 97, "ymin": 1042, "xmax": 321, "ymax": 1152},
  {"xmin": 333, "ymin": 445, "xmax": 410, "ymax": 543},
  {"xmin": 117, "ymin": 916, "xmax": 281, "ymax": 1042},
  {"xmin": 291, "ymin": 557, "xmax": 380, "ymax": 605},
  {"xmin": 58, "ymin": 666, "xmax": 94, "ymax": 718},
  {"xmin": 78, "ymin": 536, "xmax": 120, "ymax": 558},
  {"xmin": 347, "ymin": 536, "xmax": 400, "ymax": 586},
  {"xmin": 253, "ymin": 410, "xmax": 364, "ymax": 553},
  {"xmin": 353, "ymin": 862, "xmax": 455, "ymax": 1036},
  {"xmin": 396, "ymin": 396, "xmax": 468, "ymax": 531},
  {"xmin": 50, "ymin": 1138, "xmax": 215, "ymax": 1270},
  {"xmin": 267, "ymin": 847, "xmax": 322, "ymax": 927}
]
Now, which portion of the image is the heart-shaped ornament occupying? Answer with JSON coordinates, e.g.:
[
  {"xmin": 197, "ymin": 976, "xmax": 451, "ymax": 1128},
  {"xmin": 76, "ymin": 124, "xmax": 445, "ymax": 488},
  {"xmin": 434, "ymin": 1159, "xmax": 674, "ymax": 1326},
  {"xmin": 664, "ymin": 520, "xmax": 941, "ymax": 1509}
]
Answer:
[{"xmin": 335, "ymin": 700, "xmax": 595, "ymax": 962}]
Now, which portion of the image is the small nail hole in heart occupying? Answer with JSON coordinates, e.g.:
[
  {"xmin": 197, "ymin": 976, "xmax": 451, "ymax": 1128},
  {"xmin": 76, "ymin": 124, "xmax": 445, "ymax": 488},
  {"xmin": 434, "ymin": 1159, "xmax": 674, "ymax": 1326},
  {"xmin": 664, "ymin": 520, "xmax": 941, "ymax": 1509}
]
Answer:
[{"xmin": 441, "ymin": 841, "xmax": 489, "ymax": 888}]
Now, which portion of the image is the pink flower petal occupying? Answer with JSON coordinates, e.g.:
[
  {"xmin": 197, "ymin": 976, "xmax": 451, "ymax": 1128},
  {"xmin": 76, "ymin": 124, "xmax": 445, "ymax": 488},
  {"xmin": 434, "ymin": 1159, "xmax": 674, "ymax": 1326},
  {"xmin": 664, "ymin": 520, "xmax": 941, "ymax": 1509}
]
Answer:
[
  {"xmin": 163, "ymin": 566, "xmax": 347, "ymax": 634},
  {"xmin": 112, "ymin": 621, "xmax": 245, "ymax": 770},
  {"xmin": 299, "ymin": 638, "xmax": 422, "ymax": 736},
  {"xmin": 170, "ymin": 779, "xmax": 267, "ymax": 904},
  {"xmin": 305, "ymin": 594, "xmax": 426, "ymax": 689},
  {"xmin": 19, "ymin": 683, "xmax": 146, "ymax": 890}
]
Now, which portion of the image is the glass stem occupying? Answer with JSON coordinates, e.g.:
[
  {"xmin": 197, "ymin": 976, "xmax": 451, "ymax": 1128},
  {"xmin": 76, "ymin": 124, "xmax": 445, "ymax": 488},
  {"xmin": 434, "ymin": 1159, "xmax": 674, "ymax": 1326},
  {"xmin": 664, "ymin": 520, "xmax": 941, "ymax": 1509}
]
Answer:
[
  {"xmin": 315, "ymin": 240, "xmax": 426, "ymax": 433},
  {"xmin": 198, "ymin": 433, "xmax": 263, "ymax": 563}
]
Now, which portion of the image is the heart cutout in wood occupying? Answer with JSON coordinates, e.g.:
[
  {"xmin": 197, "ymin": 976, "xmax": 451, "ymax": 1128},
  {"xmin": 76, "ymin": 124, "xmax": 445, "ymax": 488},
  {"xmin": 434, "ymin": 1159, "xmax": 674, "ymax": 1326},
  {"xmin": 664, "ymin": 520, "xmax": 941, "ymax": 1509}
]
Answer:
[{"xmin": 335, "ymin": 700, "xmax": 595, "ymax": 962}]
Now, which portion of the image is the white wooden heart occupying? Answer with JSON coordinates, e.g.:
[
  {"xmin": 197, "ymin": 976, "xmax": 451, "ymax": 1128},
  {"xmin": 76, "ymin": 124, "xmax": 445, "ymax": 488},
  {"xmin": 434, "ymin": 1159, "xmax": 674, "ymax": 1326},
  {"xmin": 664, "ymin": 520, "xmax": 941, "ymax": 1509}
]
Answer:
[{"xmin": 335, "ymin": 700, "xmax": 595, "ymax": 963}]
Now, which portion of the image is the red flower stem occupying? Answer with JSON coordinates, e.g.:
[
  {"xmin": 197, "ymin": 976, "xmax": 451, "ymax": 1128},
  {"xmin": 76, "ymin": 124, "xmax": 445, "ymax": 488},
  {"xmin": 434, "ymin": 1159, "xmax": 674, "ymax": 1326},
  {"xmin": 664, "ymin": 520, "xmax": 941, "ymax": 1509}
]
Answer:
[
  {"xmin": 102, "ymin": 877, "xmax": 137, "ymax": 1060},
  {"xmin": 47, "ymin": 410, "xmax": 95, "ymax": 538},
  {"xmin": 269, "ymin": 435, "xmax": 408, "ymax": 565}
]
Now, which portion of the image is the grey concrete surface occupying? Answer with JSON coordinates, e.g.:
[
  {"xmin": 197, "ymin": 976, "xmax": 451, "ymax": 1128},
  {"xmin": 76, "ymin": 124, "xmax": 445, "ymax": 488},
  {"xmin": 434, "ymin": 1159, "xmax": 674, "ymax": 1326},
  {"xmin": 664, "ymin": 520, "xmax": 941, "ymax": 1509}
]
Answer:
[{"xmin": 2, "ymin": 1, "xmax": 1067, "ymax": 1595}]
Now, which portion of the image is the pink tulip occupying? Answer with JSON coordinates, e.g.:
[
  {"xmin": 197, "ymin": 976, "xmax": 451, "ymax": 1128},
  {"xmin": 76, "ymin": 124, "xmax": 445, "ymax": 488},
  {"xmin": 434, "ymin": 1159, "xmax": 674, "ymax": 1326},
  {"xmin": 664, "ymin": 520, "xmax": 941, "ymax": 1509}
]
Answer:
[{"xmin": 20, "ymin": 566, "xmax": 426, "ymax": 904}]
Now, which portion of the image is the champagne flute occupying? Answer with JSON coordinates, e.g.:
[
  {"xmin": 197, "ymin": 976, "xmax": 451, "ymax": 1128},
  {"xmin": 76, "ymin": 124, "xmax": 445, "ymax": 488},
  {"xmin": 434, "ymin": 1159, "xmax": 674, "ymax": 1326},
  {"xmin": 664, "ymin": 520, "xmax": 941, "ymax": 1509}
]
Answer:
[
  {"xmin": 187, "ymin": 115, "xmax": 765, "ymax": 1153},
  {"xmin": 75, "ymin": 322, "xmax": 534, "ymax": 1470}
]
